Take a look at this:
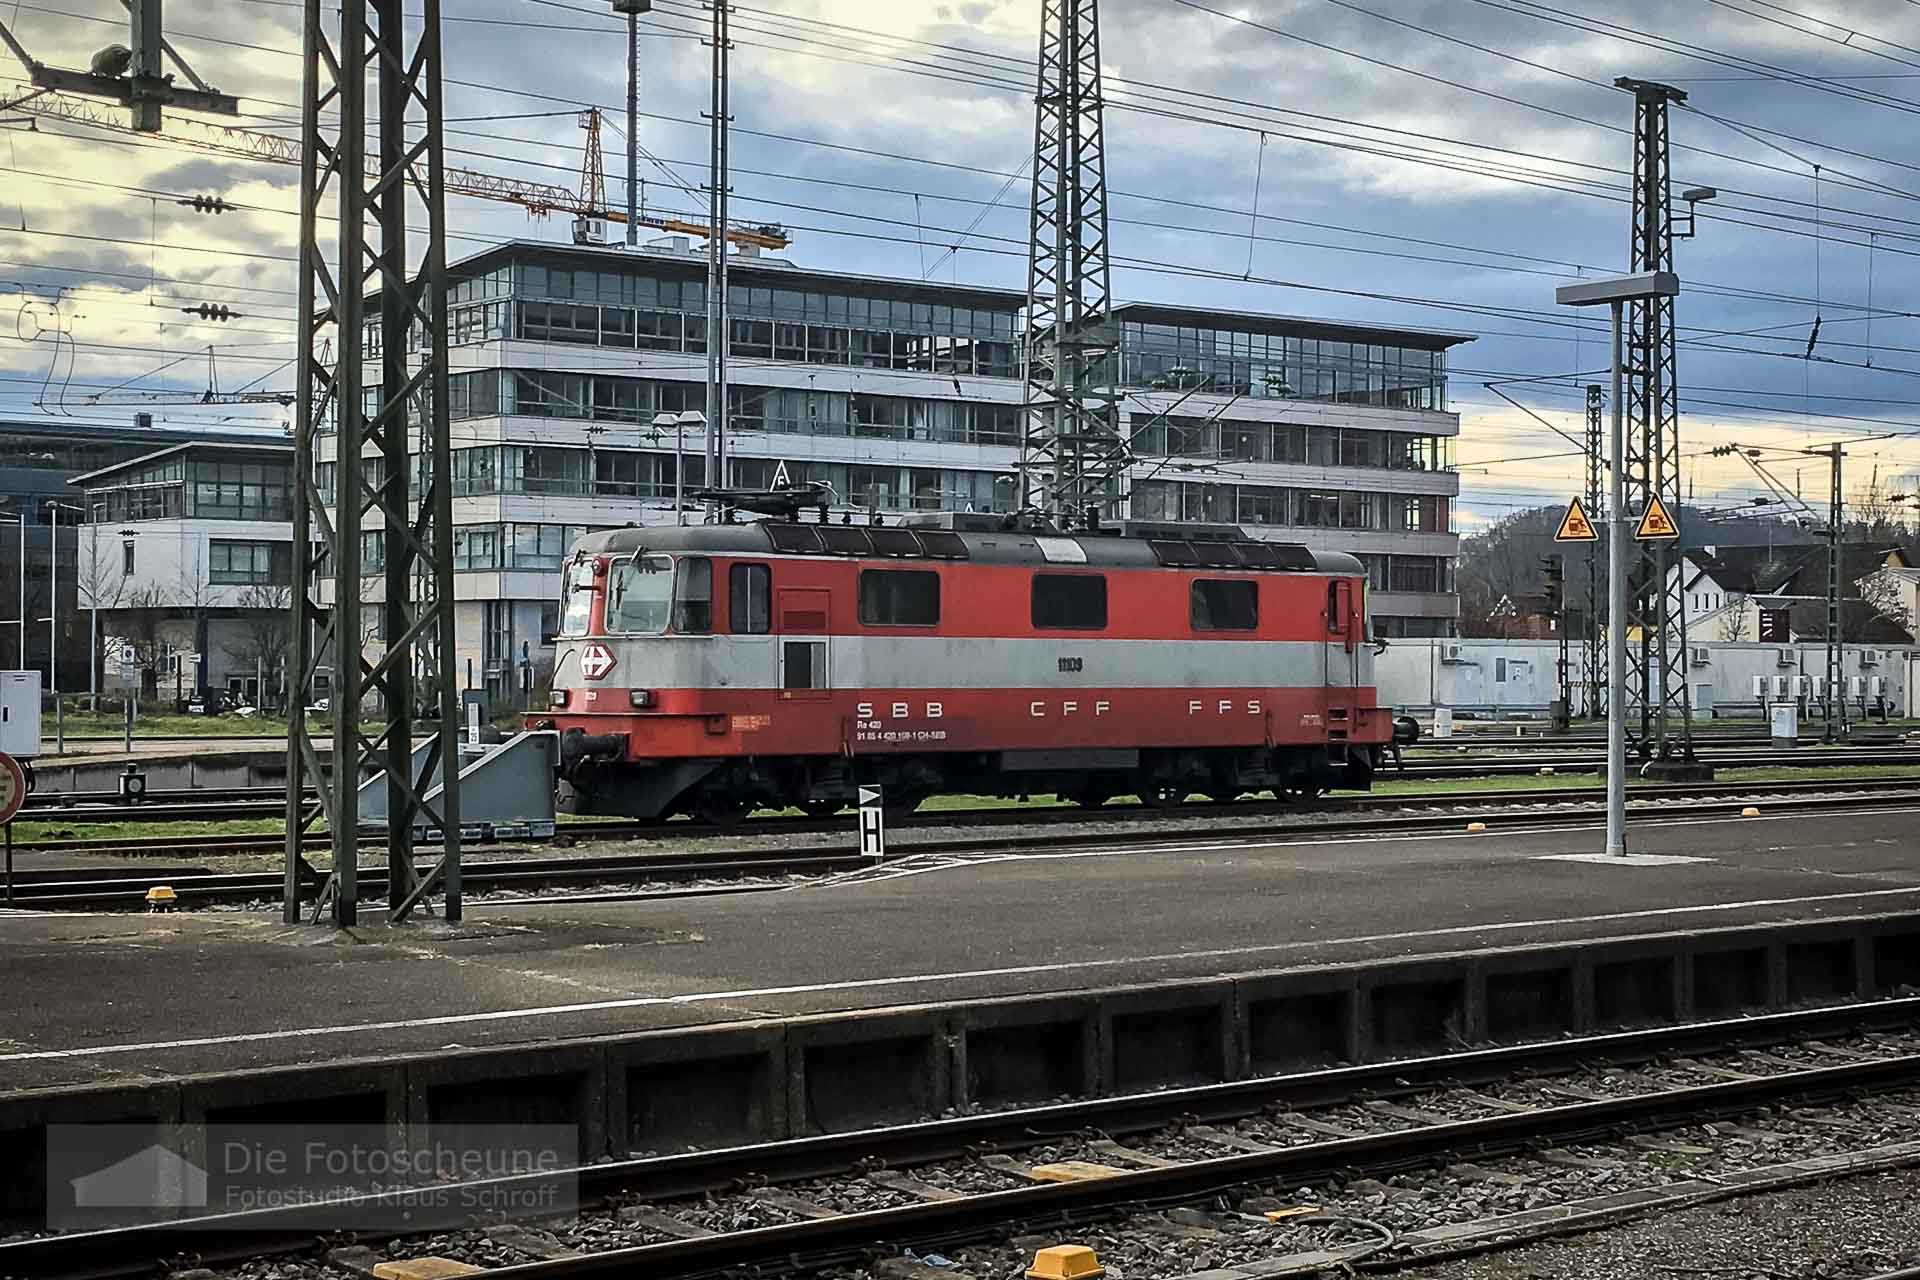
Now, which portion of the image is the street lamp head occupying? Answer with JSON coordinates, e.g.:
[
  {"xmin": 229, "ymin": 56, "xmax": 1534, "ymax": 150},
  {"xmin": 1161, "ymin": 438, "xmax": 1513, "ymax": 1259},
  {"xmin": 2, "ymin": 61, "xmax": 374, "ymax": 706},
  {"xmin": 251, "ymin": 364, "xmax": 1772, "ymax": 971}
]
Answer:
[
  {"xmin": 1682, "ymin": 186, "xmax": 1718, "ymax": 205},
  {"xmin": 609, "ymin": 0, "xmax": 652, "ymax": 11},
  {"xmin": 1554, "ymin": 271, "xmax": 1681, "ymax": 307}
]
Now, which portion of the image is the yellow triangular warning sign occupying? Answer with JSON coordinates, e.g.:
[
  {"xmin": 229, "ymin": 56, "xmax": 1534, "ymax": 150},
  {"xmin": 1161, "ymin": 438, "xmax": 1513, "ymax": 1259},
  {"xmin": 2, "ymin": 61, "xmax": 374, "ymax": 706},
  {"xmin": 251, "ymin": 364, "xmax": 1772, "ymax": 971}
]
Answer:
[
  {"xmin": 1554, "ymin": 497, "xmax": 1598, "ymax": 543},
  {"xmin": 1635, "ymin": 495, "xmax": 1680, "ymax": 540}
]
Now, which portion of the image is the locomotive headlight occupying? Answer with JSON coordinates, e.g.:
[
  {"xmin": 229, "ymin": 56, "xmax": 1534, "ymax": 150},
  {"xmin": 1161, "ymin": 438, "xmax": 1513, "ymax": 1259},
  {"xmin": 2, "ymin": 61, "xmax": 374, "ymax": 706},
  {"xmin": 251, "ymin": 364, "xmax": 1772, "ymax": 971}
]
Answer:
[
  {"xmin": 629, "ymin": 689, "xmax": 655, "ymax": 708},
  {"xmin": 549, "ymin": 689, "xmax": 571, "ymax": 709}
]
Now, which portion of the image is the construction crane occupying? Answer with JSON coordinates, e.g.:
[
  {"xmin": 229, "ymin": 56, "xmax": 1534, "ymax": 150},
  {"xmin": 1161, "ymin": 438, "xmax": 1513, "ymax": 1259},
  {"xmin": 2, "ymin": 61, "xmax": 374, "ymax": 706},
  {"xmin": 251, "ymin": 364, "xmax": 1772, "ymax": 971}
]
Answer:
[
  {"xmin": 568, "ymin": 107, "xmax": 785, "ymax": 248},
  {"xmin": 0, "ymin": 84, "xmax": 790, "ymax": 251}
]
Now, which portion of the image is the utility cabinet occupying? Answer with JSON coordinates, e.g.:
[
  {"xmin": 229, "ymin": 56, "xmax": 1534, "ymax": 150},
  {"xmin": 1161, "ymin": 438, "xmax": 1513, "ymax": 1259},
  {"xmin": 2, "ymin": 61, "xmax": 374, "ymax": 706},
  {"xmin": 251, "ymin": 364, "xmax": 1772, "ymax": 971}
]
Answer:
[{"xmin": 0, "ymin": 671, "xmax": 42, "ymax": 758}]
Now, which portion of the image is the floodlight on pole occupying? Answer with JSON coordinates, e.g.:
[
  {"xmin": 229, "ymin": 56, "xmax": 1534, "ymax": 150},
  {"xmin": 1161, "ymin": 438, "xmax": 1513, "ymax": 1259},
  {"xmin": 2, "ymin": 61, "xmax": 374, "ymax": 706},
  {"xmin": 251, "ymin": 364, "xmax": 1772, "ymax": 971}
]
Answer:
[
  {"xmin": 1556, "ymin": 270, "xmax": 1684, "ymax": 858},
  {"xmin": 1676, "ymin": 187, "xmax": 1717, "ymax": 239},
  {"xmin": 610, "ymin": 1, "xmax": 650, "ymax": 248}
]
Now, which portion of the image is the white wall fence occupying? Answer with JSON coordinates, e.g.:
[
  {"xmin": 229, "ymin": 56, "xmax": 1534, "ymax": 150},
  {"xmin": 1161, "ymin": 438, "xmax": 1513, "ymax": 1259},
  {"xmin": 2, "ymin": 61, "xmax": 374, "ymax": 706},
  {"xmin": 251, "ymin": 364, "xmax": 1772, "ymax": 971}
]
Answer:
[{"xmin": 1380, "ymin": 638, "xmax": 1916, "ymax": 720}]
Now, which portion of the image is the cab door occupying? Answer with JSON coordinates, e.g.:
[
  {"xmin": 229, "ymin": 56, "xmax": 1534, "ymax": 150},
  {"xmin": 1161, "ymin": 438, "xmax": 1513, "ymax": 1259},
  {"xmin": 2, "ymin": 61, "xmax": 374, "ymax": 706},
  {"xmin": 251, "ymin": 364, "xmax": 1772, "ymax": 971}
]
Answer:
[
  {"xmin": 1325, "ymin": 579, "xmax": 1359, "ymax": 690},
  {"xmin": 726, "ymin": 562, "xmax": 775, "ymax": 688},
  {"xmin": 777, "ymin": 586, "xmax": 831, "ymax": 700}
]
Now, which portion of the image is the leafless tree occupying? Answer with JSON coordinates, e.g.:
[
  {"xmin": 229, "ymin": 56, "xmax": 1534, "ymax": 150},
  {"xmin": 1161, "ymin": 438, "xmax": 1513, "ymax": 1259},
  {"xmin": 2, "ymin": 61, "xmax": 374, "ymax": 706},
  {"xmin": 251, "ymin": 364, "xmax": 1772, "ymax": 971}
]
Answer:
[
  {"xmin": 1859, "ymin": 572, "xmax": 1915, "ymax": 642},
  {"xmin": 1850, "ymin": 472, "xmax": 1913, "ymax": 542},
  {"xmin": 1717, "ymin": 593, "xmax": 1751, "ymax": 641},
  {"xmin": 117, "ymin": 585, "xmax": 175, "ymax": 700},
  {"xmin": 167, "ymin": 546, "xmax": 217, "ymax": 695},
  {"xmin": 72, "ymin": 530, "xmax": 127, "ymax": 709},
  {"xmin": 222, "ymin": 584, "xmax": 294, "ymax": 709}
]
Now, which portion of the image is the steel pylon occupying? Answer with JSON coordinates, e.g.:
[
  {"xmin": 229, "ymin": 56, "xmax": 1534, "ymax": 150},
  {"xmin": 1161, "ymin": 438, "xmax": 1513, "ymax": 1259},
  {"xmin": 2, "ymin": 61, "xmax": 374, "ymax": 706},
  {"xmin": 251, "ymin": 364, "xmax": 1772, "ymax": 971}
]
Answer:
[
  {"xmin": 1617, "ymin": 77, "xmax": 1705, "ymax": 775},
  {"xmin": 1020, "ymin": 0, "xmax": 1124, "ymax": 523},
  {"xmin": 286, "ymin": 0, "xmax": 462, "ymax": 927},
  {"xmin": 1585, "ymin": 382, "xmax": 1606, "ymax": 719}
]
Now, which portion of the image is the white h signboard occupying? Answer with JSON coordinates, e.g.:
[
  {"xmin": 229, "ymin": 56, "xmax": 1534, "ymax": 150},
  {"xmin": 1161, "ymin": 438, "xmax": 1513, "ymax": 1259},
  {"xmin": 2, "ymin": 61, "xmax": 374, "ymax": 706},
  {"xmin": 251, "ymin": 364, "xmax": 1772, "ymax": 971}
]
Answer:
[{"xmin": 857, "ymin": 785, "xmax": 886, "ymax": 860}]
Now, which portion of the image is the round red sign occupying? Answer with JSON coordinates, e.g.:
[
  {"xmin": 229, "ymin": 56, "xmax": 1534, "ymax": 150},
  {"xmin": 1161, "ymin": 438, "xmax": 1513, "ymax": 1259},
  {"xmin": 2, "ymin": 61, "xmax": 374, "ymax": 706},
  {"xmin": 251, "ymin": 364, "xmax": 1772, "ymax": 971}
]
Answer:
[{"xmin": 0, "ymin": 751, "xmax": 24, "ymax": 826}]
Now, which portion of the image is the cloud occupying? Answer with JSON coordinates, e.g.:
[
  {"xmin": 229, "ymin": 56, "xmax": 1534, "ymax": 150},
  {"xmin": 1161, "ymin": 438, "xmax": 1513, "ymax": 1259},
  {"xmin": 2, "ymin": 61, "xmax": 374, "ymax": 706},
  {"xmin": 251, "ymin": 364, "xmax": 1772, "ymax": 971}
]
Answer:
[{"xmin": 0, "ymin": 0, "xmax": 1917, "ymax": 514}]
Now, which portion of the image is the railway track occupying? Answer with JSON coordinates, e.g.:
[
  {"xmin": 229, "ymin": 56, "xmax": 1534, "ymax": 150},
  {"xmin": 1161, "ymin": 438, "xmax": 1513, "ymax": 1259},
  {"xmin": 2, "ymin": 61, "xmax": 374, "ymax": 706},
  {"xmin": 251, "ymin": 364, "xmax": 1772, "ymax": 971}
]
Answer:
[
  {"xmin": 7, "ymin": 1000, "xmax": 1919, "ymax": 1280},
  {"xmin": 10, "ymin": 776, "xmax": 1920, "ymax": 910},
  {"xmin": 14, "ymin": 746, "xmax": 1920, "ymax": 830}
]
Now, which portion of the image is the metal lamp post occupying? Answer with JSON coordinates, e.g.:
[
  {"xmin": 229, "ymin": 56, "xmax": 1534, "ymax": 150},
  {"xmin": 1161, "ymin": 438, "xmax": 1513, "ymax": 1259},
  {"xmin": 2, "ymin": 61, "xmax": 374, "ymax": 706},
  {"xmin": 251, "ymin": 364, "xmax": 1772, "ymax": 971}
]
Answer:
[
  {"xmin": 0, "ymin": 503, "xmax": 23, "ymax": 669},
  {"xmin": 45, "ymin": 501, "xmax": 93, "ymax": 710},
  {"xmin": 1555, "ymin": 270, "xmax": 1681, "ymax": 857}
]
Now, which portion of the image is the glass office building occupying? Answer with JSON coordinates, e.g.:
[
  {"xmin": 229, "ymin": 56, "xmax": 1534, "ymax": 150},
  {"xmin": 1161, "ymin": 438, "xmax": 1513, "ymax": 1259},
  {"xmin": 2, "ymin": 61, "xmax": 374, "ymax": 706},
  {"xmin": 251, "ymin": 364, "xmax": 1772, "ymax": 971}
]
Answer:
[{"xmin": 338, "ymin": 240, "xmax": 1467, "ymax": 700}]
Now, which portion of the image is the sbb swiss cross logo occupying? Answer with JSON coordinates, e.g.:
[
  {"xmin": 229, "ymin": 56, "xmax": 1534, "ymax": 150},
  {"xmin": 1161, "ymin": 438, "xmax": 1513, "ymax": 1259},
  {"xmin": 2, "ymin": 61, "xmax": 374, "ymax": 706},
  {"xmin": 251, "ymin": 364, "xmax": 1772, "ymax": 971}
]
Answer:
[{"xmin": 579, "ymin": 641, "xmax": 617, "ymax": 681}]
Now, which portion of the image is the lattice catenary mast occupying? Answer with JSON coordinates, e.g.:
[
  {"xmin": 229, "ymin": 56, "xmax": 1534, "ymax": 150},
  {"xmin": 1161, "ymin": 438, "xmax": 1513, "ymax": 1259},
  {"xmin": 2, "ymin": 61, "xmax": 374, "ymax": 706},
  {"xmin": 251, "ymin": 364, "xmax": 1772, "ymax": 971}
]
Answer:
[
  {"xmin": 1617, "ymin": 76, "xmax": 1708, "ymax": 779},
  {"xmin": 1585, "ymin": 382, "xmax": 1606, "ymax": 719},
  {"xmin": 1020, "ymin": 0, "xmax": 1125, "ymax": 523},
  {"xmin": 285, "ymin": 0, "xmax": 462, "ymax": 927}
]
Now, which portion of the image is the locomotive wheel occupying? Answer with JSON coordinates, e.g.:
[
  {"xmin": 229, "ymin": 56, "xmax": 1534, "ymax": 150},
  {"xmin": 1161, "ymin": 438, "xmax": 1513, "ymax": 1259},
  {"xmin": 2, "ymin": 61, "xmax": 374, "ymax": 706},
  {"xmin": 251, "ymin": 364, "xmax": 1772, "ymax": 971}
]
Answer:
[
  {"xmin": 693, "ymin": 795, "xmax": 752, "ymax": 828},
  {"xmin": 800, "ymin": 800, "xmax": 843, "ymax": 819},
  {"xmin": 1065, "ymin": 788, "xmax": 1112, "ymax": 809}
]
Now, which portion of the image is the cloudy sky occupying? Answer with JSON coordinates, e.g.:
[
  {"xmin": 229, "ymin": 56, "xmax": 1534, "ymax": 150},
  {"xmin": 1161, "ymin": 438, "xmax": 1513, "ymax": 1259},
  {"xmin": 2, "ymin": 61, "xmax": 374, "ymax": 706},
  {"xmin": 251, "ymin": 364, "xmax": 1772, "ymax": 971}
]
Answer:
[{"xmin": 4, "ymin": 0, "xmax": 1920, "ymax": 528}]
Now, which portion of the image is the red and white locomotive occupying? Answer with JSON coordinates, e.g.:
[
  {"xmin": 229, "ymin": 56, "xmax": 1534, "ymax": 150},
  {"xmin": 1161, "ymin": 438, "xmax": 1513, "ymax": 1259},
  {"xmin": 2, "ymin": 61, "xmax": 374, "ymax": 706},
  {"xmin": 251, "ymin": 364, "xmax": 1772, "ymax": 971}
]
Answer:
[{"xmin": 533, "ymin": 511, "xmax": 1392, "ymax": 823}]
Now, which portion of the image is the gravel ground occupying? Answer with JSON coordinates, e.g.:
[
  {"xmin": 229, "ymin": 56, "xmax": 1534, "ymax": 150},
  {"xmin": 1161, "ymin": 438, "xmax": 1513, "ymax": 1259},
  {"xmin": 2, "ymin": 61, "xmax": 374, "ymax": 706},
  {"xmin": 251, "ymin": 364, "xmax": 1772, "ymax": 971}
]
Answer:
[{"xmin": 1393, "ymin": 1163, "xmax": 1920, "ymax": 1279}]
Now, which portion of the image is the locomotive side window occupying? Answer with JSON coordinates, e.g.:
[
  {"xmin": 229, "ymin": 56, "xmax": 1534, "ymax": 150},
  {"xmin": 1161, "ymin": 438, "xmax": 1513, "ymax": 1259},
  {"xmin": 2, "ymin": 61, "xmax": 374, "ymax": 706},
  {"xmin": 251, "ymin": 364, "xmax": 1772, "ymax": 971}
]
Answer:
[
  {"xmin": 673, "ymin": 556, "xmax": 712, "ymax": 633},
  {"xmin": 606, "ymin": 554, "xmax": 674, "ymax": 634},
  {"xmin": 783, "ymin": 641, "xmax": 827, "ymax": 690},
  {"xmin": 1326, "ymin": 581, "xmax": 1347, "ymax": 636},
  {"xmin": 1191, "ymin": 579, "xmax": 1258, "ymax": 632},
  {"xmin": 559, "ymin": 558, "xmax": 595, "ymax": 636},
  {"xmin": 859, "ymin": 569, "xmax": 940, "ymax": 626},
  {"xmin": 1031, "ymin": 573, "xmax": 1107, "ymax": 630},
  {"xmin": 730, "ymin": 563, "xmax": 771, "ymax": 634}
]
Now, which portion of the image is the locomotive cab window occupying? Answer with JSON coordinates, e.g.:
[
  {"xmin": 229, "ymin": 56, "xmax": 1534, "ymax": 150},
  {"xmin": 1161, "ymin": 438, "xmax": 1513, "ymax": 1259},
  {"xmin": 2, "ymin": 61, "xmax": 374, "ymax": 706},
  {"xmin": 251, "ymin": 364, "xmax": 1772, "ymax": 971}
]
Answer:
[
  {"xmin": 559, "ymin": 557, "xmax": 596, "ymax": 636},
  {"xmin": 1032, "ymin": 573, "xmax": 1107, "ymax": 630},
  {"xmin": 673, "ymin": 556, "xmax": 712, "ymax": 633},
  {"xmin": 859, "ymin": 569, "xmax": 940, "ymax": 626},
  {"xmin": 730, "ymin": 563, "xmax": 771, "ymax": 634},
  {"xmin": 1191, "ymin": 578, "xmax": 1258, "ymax": 632},
  {"xmin": 606, "ymin": 554, "xmax": 675, "ymax": 634}
]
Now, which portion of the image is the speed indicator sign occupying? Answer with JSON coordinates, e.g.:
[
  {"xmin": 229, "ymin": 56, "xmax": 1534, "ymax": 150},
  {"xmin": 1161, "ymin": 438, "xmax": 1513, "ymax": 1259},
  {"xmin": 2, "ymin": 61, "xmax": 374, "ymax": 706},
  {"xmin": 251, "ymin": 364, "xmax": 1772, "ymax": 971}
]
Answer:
[{"xmin": 0, "ymin": 751, "xmax": 24, "ymax": 826}]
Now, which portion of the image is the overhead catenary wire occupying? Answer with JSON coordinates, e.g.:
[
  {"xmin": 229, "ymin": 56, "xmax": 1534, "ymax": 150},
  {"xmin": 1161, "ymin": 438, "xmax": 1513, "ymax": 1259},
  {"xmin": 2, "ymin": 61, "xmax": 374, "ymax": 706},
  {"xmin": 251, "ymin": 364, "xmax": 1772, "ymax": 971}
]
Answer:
[{"xmin": 11, "ymin": 0, "xmax": 1920, "ymax": 506}]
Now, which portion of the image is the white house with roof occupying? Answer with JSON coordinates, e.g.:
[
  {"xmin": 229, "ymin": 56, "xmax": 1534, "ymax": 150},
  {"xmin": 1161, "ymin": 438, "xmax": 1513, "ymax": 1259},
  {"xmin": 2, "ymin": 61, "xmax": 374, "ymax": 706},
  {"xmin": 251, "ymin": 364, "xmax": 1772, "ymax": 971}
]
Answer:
[
  {"xmin": 68, "ymin": 440, "xmax": 300, "ymax": 704},
  {"xmin": 1670, "ymin": 542, "xmax": 1916, "ymax": 644}
]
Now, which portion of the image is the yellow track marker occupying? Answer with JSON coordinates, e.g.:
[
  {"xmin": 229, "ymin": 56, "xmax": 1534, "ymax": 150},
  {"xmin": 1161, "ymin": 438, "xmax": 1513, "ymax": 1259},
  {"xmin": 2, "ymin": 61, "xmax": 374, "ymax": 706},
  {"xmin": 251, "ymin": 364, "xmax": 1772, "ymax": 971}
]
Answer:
[{"xmin": 1027, "ymin": 1245, "xmax": 1106, "ymax": 1280}]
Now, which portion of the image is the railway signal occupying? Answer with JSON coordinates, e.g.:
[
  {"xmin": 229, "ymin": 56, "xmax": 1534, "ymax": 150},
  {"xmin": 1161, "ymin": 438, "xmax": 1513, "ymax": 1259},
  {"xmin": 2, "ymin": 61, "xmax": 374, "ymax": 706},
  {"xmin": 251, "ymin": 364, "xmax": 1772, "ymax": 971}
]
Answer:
[{"xmin": 1542, "ymin": 556, "xmax": 1570, "ymax": 731}]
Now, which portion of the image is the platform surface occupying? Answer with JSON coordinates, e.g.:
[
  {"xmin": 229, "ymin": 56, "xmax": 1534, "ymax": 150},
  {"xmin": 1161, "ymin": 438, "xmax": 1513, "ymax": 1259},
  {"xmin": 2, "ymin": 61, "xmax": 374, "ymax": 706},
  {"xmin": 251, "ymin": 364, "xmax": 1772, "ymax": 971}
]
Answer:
[{"xmin": 4, "ymin": 803, "xmax": 1920, "ymax": 1092}]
